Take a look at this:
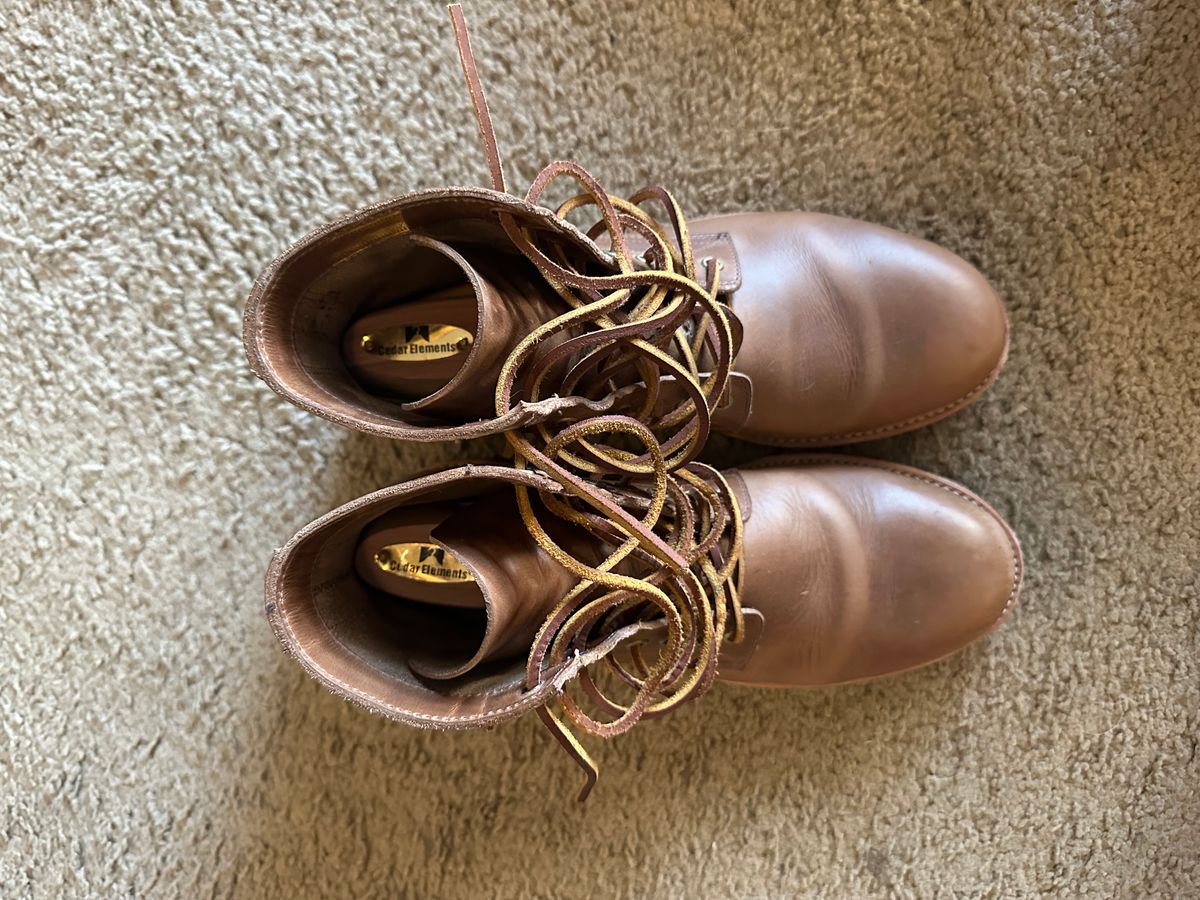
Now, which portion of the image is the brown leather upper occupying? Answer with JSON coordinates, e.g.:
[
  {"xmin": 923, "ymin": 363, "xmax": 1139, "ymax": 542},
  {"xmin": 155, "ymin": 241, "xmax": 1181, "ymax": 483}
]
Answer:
[
  {"xmin": 701, "ymin": 211, "xmax": 1009, "ymax": 445},
  {"xmin": 412, "ymin": 489, "xmax": 593, "ymax": 679},
  {"xmin": 264, "ymin": 465, "xmax": 570, "ymax": 729},
  {"xmin": 265, "ymin": 459, "xmax": 1021, "ymax": 730},
  {"xmin": 720, "ymin": 455, "xmax": 1021, "ymax": 686},
  {"xmin": 391, "ymin": 242, "xmax": 565, "ymax": 421}
]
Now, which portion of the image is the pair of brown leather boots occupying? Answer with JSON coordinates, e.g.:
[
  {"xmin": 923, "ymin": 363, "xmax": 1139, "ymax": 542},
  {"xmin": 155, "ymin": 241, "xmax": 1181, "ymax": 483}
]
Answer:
[{"xmin": 244, "ymin": 6, "xmax": 1022, "ymax": 799}]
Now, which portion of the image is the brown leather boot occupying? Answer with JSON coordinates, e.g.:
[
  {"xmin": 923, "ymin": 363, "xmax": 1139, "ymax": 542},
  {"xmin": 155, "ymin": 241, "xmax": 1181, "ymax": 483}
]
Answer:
[
  {"xmin": 244, "ymin": 7, "xmax": 1007, "ymax": 446},
  {"xmin": 265, "ymin": 458, "xmax": 1021, "ymax": 798}
]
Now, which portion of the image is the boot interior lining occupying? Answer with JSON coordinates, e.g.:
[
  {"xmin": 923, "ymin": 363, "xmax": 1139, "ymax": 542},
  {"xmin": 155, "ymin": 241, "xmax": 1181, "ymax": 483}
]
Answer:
[
  {"xmin": 256, "ymin": 206, "xmax": 531, "ymax": 423},
  {"xmin": 275, "ymin": 483, "xmax": 529, "ymax": 721}
]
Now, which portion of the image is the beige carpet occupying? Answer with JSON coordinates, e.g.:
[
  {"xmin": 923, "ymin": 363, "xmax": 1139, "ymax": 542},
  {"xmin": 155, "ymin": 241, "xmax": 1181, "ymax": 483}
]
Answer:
[{"xmin": 3, "ymin": 1, "xmax": 1197, "ymax": 896}]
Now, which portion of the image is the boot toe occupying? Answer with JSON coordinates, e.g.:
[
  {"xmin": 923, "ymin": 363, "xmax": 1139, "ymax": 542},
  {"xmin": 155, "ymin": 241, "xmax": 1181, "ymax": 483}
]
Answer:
[
  {"xmin": 877, "ymin": 237, "xmax": 1010, "ymax": 438},
  {"xmin": 785, "ymin": 216, "xmax": 1010, "ymax": 443},
  {"xmin": 857, "ymin": 465, "xmax": 1022, "ymax": 679},
  {"xmin": 726, "ymin": 458, "xmax": 1022, "ymax": 686},
  {"xmin": 698, "ymin": 212, "xmax": 1010, "ymax": 445}
]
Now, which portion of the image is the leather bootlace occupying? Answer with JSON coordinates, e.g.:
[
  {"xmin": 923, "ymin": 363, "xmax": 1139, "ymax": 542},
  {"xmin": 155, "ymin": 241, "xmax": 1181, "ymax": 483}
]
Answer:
[{"xmin": 449, "ymin": 4, "xmax": 746, "ymax": 800}]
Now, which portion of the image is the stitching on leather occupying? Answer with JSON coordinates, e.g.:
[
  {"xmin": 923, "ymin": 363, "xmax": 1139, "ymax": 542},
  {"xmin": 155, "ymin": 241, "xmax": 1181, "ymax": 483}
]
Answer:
[
  {"xmin": 692, "ymin": 231, "xmax": 741, "ymax": 287},
  {"xmin": 280, "ymin": 582, "xmax": 548, "ymax": 726},
  {"xmin": 280, "ymin": 453, "xmax": 1022, "ymax": 725},
  {"xmin": 740, "ymin": 454, "xmax": 1022, "ymax": 624},
  {"xmin": 732, "ymin": 323, "xmax": 1010, "ymax": 446}
]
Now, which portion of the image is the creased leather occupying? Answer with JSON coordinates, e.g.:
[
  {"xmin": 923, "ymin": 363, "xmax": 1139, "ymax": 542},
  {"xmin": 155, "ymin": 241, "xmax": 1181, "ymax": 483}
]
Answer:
[
  {"xmin": 719, "ymin": 455, "xmax": 1023, "ymax": 685},
  {"xmin": 247, "ymin": 200, "xmax": 1008, "ymax": 446},
  {"xmin": 695, "ymin": 211, "xmax": 1010, "ymax": 446},
  {"xmin": 265, "ymin": 459, "xmax": 1022, "ymax": 729}
]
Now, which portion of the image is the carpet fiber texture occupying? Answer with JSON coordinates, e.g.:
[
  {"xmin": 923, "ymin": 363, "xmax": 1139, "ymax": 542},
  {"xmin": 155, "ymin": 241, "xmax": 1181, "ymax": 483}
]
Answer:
[{"xmin": 2, "ymin": 1, "xmax": 1197, "ymax": 897}]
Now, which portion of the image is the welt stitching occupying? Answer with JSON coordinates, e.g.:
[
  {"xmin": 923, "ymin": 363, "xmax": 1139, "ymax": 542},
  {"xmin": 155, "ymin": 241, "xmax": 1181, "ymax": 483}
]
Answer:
[{"xmin": 736, "ymin": 353, "xmax": 1003, "ymax": 445}]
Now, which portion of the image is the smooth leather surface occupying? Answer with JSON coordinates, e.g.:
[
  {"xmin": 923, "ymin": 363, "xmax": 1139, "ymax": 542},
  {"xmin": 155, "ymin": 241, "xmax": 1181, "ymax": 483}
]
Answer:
[
  {"xmin": 698, "ymin": 211, "xmax": 1010, "ymax": 445},
  {"xmin": 265, "ymin": 458, "xmax": 1021, "ymax": 729},
  {"xmin": 719, "ymin": 455, "xmax": 1021, "ymax": 685}
]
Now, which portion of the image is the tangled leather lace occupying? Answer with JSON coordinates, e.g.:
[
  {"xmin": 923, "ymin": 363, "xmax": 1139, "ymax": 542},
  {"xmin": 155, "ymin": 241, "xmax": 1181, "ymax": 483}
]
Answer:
[{"xmin": 451, "ymin": 5, "xmax": 745, "ymax": 800}]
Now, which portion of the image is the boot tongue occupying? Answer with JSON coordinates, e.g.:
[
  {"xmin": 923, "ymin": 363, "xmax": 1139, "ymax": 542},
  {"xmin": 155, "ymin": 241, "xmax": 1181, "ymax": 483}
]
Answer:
[
  {"xmin": 400, "ymin": 243, "xmax": 565, "ymax": 420},
  {"xmin": 409, "ymin": 489, "xmax": 584, "ymax": 680}
]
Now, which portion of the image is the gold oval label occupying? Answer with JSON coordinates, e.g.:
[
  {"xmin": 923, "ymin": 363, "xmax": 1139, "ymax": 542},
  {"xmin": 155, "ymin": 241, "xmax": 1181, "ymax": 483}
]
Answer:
[
  {"xmin": 373, "ymin": 543, "xmax": 475, "ymax": 584},
  {"xmin": 360, "ymin": 324, "xmax": 474, "ymax": 361}
]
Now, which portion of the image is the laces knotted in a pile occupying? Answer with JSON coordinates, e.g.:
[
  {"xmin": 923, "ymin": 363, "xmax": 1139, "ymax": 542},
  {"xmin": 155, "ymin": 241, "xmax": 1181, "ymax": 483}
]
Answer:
[{"xmin": 450, "ymin": 4, "xmax": 745, "ymax": 800}]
